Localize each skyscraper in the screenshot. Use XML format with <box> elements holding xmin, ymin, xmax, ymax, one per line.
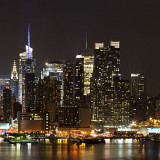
<box><xmin>36</xmin><ymin>78</ymin><xmax>44</xmax><ymax>112</ymax></box>
<box><xmin>91</xmin><ymin>43</ymin><xmax>108</xmax><ymax>122</ymax></box>
<box><xmin>110</xmin><ymin>76</ymin><xmax>130</xmax><ymax>127</ymax></box>
<box><xmin>3</xmin><ymin>86</ymin><xmax>12</xmax><ymax>122</ymax></box>
<box><xmin>25</xmin><ymin>73</ymin><xmax>36</xmax><ymax>112</ymax></box>
<box><xmin>130</xmin><ymin>73</ymin><xmax>147</xmax><ymax>121</ymax></box>
<box><xmin>75</xmin><ymin>54</ymin><xmax>85</xmax><ymax>106</ymax></box>
<box><xmin>41</xmin><ymin>60</ymin><xmax>63</xmax><ymax>106</ymax></box>
<box><xmin>131</xmin><ymin>74</ymin><xmax>146</xmax><ymax>99</ymax></box>
<box><xmin>63</xmin><ymin>60</ymin><xmax>74</xmax><ymax>106</ymax></box>
<box><xmin>18</xmin><ymin>25</ymin><xmax>35</xmax><ymax>110</ymax></box>
<box><xmin>81</xmin><ymin>49</ymin><xmax>94</xmax><ymax>96</ymax></box>
<box><xmin>74</xmin><ymin>48</ymin><xmax>94</xmax><ymax>106</ymax></box>
<box><xmin>42</xmin><ymin>76</ymin><xmax>61</xmax><ymax>127</ymax></box>
<box><xmin>91</xmin><ymin>41</ymin><xmax>128</xmax><ymax>127</ymax></box>
<box><xmin>0</xmin><ymin>75</ymin><xmax>10</xmax><ymax>95</ymax></box>
<box><xmin>10</xmin><ymin>60</ymin><xmax>18</xmax><ymax>100</ymax></box>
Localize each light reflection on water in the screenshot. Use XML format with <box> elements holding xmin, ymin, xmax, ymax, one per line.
<box><xmin>0</xmin><ymin>138</ymin><xmax>159</xmax><ymax>160</ymax></box>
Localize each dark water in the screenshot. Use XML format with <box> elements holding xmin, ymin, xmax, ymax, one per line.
<box><xmin>0</xmin><ymin>138</ymin><xmax>160</xmax><ymax>160</ymax></box>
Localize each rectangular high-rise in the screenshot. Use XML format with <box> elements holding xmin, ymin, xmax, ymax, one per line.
<box><xmin>91</xmin><ymin>41</ymin><xmax>129</xmax><ymax>127</ymax></box>
<box><xmin>74</xmin><ymin>49</ymin><xmax>94</xmax><ymax>106</ymax></box>
<box><xmin>25</xmin><ymin>73</ymin><xmax>36</xmax><ymax>112</ymax></box>
<box><xmin>63</xmin><ymin>60</ymin><xmax>74</xmax><ymax>106</ymax></box>
<box><xmin>41</xmin><ymin>60</ymin><xmax>63</xmax><ymax>106</ymax></box>
<box><xmin>130</xmin><ymin>73</ymin><xmax>147</xmax><ymax>121</ymax></box>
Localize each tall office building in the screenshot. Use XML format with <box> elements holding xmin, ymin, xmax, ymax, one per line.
<box><xmin>41</xmin><ymin>60</ymin><xmax>63</xmax><ymax>106</ymax></box>
<box><xmin>75</xmin><ymin>54</ymin><xmax>85</xmax><ymax>106</ymax></box>
<box><xmin>42</xmin><ymin>76</ymin><xmax>61</xmax><ymax>125</ymax></box>
<box><xmin>131</xmin><ymin>74</ymin><xmax>146</xmax><ymax>99</ymax></box>
<box><xmin>63</xmin><ymin>60</ymin><xmax>74</xmax><ymax>106</ymax></box>
<box><xmin>10</xmin><ymin>60</ymin><xmax>18</xmax><ymax>99</ymax></box>
<box><xmin>110</xmin><ymin>76</ymin><xmax>130</xmax><ymax>127</ymax></box>
<box><xmin>3</xmin><ymin>86</ymin><xmax>12</xmax><ymax>122</ymax></box>
<box><xmin>81</xmin><ymin>49</ymin><xmax>94</xmax><ymax>96</ymax></box>
<box><xmin>36</xmin><ymin>78</ymin><xmax>44</xmax><ymax>112</ymax></box>
<box><xmin>91</xmin><ymin>41</ymin><xmax>128</xmax><ymax>127</ymax></box>
<box><xmin>91</xmin><ymin>43</ymin><xmax>108</xmax><ymax>122</ymax></box>
<box><xmin>75</xmin><ymin>49</ymin><xmax>94</xmax><ymax>106</ymax></box>
<box><xmin>130</xmin><ymin>73</ymin><xmax>147</xmax><ymax>121</ymax></box>
<box><xmin>25</xmin><ymin>73</ymin><xmax>36</xmax><ymax>112</ymax></box>
<box><xmin>18</xmin><ymin>25</ymin><xmax>35</xmax><ymax>110</ymax></box>
<box><xmin>41</xmin><ymin>60</ymin><xmax>64</xmax><ymax>81</ymax></box>
<box><xmin>0</xmin><ymin>75</ymin><xmax>10</xmax><ymax>95</ymax></box>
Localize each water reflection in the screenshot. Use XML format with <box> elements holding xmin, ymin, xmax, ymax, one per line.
<box><xmin>27</xmin><ymin>143</ymin><xmax>31</xmax><ymax>156</ymax></box>
<box><xmin>0</xmin><ymin>138</ymin><xmax>159</xmax><ymax>159</ymax></box>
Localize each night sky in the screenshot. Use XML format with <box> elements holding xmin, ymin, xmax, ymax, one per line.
<box><xmin>0</xmin><ymin>0</ymin><xmax>159</xmax><ymax>96</ymax></box>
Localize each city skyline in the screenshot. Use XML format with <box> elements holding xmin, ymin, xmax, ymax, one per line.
<box><xmin>0</xmin><ymin>2</ymin><xmax>160</xmax><ymax>160</ymax></box>
<box><xmin>0</xmin><ymin>0</ymin><xmax>158</xmax><ymax>97</ymax></box>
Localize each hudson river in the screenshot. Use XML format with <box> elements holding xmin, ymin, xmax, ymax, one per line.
<box><xmin>0</xmin><ymin>138</ymin><xmax>160</xmax><ymax>160</ymax></box>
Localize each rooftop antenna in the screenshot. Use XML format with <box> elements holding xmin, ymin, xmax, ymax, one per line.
<box><xmin>85</xmin><ymin>25</ymin><xmax>88</xmax><ymax>50</ymax></box>
<box><xmin>27</xmin><ymin>24</ymin><xmax>30</xmax><ymax>58</ymax></box>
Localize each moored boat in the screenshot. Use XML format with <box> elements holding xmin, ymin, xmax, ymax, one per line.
<box><xmin>82</xmin><ymin>137</ymin><xmax>105</xmax><ymax>144</ymax></box>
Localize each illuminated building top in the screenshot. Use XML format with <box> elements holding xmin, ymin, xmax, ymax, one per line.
<box><xmin>41</xmin><ymin>60</ymin><xmax>63</xmax><ymax>80</ymax></box>
<box><xmin>27</xmin><ymin>24</ymin><xmax>31</xmax><ymax>58</ymax></box>
<box><xmin>110</xmin><ymin>41</ymin><xmax>120</xmax><ymax>48</ymax></box>
<box><xmin>76</xmin><ymin>55</ymin><xmax>83</xmax><ymax>59</ymax></box>
<box><xmin>131</xmin><ymin>73</ymin><xmax>140</xmax><ymax>77</ymax></box>
<box><xmin>11</xmin><ymin>60</ymin><xmax>18</xmax><ymax>80</ymax></box>
<box><xmin>95</xmin><ymin>42</ymin><xmax>104</xmax><ymax>49</ymax></box>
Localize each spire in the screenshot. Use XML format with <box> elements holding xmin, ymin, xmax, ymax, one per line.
<box><xmin>27</xmin><ymin>24</ymin><xmax>30</xmax><ymax>58</ymax></box>
<box><xmin>11</xmin><ymin>60</ymin><xmax>18</xmax><ymax>80</ymax></box>
<box><xmin>85</xmin><ymin>25</ymin><xmax>88</xmax><ymax>50</ymax></box>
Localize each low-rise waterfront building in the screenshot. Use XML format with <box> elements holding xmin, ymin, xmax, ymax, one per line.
<box><xmin>18</xmin><ymin>112</ymin><xmax>49</xmax><ymax>133</ymax></box>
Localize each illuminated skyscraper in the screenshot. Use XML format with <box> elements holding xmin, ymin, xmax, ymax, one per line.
<box><xmin>18</xmin><ymin>25</ymin><xmax>35</xmax><ymax>110</ymax></box>
<box><xmin>131</xmin><ymin>73</ymin><xmax>146</xmax><ymax>99</ymax></box>
<box><xmin>25</xmin><ymin>73</ymin><xmax>36</xmax><ymax>112</ymax></box>
<box><xmin>130</xmin><ymin>73</ymin><xmax>147</xmax><ymax>121</ymax></box>
<box><xmin>63</xmin><ymin>60</ymin><xmax>74</xmax><ymax>106</ymax></box>
<box><xmin>75</xmin><ymin>49</ymin><xmax>94</xmax><ymax>106</ymax></box>
<box><xmin>81</xmin><ymin>49</ymin><xmax>94</xmax><ymax>96</ymax></box>
<box><xmin>75</xmin><ymin>54</ymin><xmax>85</xmax><ymax>106</ymax></box>
<box><xmin>41</xmin><ymin>60</ymin><xmax>63</xmax><ymax>82</ymax></box>
<box><xmin>3</xmin><ymin>86</ymin><xmax>12</xmax><ymax>122</ymax></box>
<box><xmin>91</xmin><ymin>43</ymin><xmax>108</xmax><ymax>122</ymax></box>
<box><xmin>110</xmin><ymin>76</ymin><xmax>130</xmax><ymax>127</ymax></box>
<box><xmin>91</xmin><ymin>41</ymin><xmax>129</xmax><ymax>127</ymax></box>
<box><xmin>0</xmin><ymin>75</ymin><xmax>10</xmax><ymax>95</ymax></box>
<box><xmin>10</xmin><ymin>60</ymin><xmax>18</xmax><ymax>100</ymax></box>
<box><xmin>41</xmin><ymin>60</ymin><xmax>63</xmax><ymax>106</ymax></box>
